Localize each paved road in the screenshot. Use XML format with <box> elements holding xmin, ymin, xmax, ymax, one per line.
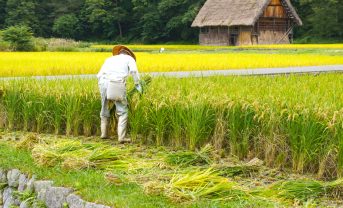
<box><xmin>1</xmin><ymin>65</ymin><xmax>342</xmax><ymax>80</ymax></box>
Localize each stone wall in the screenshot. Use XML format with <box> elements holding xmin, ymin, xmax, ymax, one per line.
<box><xmin>0</xmin><ymin>168</ymin><xmax>111</xmax><ymax>208</ymax></box>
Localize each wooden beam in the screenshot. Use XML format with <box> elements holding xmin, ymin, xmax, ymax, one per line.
<box><xmin>276</xmin><ymin>25</ymin><xmax>294</xmax><ymax>44</ymax></box>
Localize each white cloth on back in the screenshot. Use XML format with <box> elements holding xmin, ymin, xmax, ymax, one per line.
<box><xmin>97</xmin><ymin>54</ymin><xmax>140</xmax><ymax>83</ymax></box>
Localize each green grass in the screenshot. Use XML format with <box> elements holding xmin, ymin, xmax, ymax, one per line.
<box><xmin>0</xmin><ymin>141</ymin><xmax>174</xmax><ymax>208</ymax></box>
<box><xmin>0</xmin><ymin>140</ymin><xmax>279</xmax><ymax>208</ymax></box>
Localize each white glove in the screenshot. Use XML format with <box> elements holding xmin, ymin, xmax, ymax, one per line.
<box><xmin>135</xmin><ymin>84</ymin><xmax>143</xmax><ymax>94</ymax></box>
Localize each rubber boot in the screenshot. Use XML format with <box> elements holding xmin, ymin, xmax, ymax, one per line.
<box><xmin>117</xmin><ymin>112</ymin><xmax>131</xmax><ymax>143</ymax></box>
<box><xmin>100</xmin><ymin>117</ymin><xmax>109</xmax><ymax>139</ymax></box>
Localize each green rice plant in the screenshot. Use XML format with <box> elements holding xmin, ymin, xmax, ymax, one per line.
<box><xmin>211</xmin><ymin>108</ymin><xmax>228</xmax><ymax>150</ymax></box>
<box><xmin>80</xmin><ymin>93</ymin><xmax>100</xmax><ymax>136</ymax></box>
<box><xmin>62</xmin><ymin>94</ymin><xmax>81</xmax><ymax>136</ymax></box>
<box><xmin>281</xmin><ymin>109</ymin><xmax>330</xmax><ymax>173</ymax></box>
<box><xmin>168</xmin><ymin>104</ymin><xmax>185</xmax><ymax>148</ymax></box>
<box><xmin>226</xmin><ymin>102</ymin><xmax>257</xmax><ymax>159</ymax></box>
<box><xmin>35</xmin><ymin>101</ymin><xmax>49</xmax><ymax>133</ymax></box>
<box><xmin>128</xmin><ymin>99</ymin><xmax>148</xmax><ymax>143</ymax></box>
<box><xmin>165</xmin><ymin>168</ymin><xmax>247</xmax><ymax>201</ymax></box>
<box><xmin>51</xmin><ymin>95</ymin><xmax>64</xmax><ymax>135</ymax></box>
<box><xmin>1</xmin><ymin>74</ymin><xmax>342</xmax><ymax>177</ymax></box>
<box><xmin>147</xmin><ymin>102</ymin><xmax>171</xmax><ymax>146</ymax></box>
<box><xmin>183</xmin><ymin>104</ymin><xmax>216</xmax><ymax>150</ymax></box>
<box><xmin>338</xmin><ymin>139</ymin><xmax>343</xmax><ymax>178</ymax></box>
<box><xmin>19</xmin><ymin>92</ymin><xmax>37</xmax><ymax>131</ymax></box>
<box><xmin>2</xmin><ymin>82</ymin><xmax>23</xmax><ymax>130</ymax></box>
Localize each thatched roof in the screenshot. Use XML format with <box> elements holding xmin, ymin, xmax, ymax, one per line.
<box><xmin>192</xmin><ymin>0</ymin><xmax>302</xmax><ymax>27</ymax></box>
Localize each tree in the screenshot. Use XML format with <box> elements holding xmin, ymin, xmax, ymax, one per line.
<box><xmin>5</xmin><ymin>0</ymin><xmax>39</xmax><ymax>34</ymax></box>
<box><xmin>157</xmin><ymin>0</ymin><xmax>206</xmax><ymax>41</ymax></box>
<box><xmin>53</xmin><ymin>14</ymin><xmax>80</xmax><ymax>39</ymax></box>
<box><xmin>0</xmin><ymin>0</ymin><xmax>7</xmax><ymax>29</ymax></box>
<box><xmin>131</xmin><ymin>0</ymin><xmax>164</xmax><ymax>42</ymax></box>
<box><xmin>2</xmin><ymin>25</ymin><xmax>34</xmax><ymax>51</ymax></box>
<box><xmin>81</xmin><ymin>0</ymin><xmax>131</xmax><ymax>40</ymax></box>
<box><xmin>307</xmin><ymin>0</ymin><xmax>343</xmax><ymax>38</ymax></box>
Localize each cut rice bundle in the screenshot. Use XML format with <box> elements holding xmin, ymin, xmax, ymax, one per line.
<box><xmin>166</xmin><ymin>144</ymin><xmax>213</xmax><ymax>167</ymax></box>
<box><xmin>31</xmin><ymin>140</ymin><xmax>126</xmax><ymax>170</ymax></box>
<box><xmin>254</xmin><ymin>178</ymin><xmax>343</xmax><ymax>203</ymax></box>
<box><xmin>15</xmin><ymin>133</ymin><xmax>43</xmax><ymax>150</ymax></box>
<box><xmin>165</xmin><ymin>168</ymin><xmax>247</xmax><ymax>201</ymax></box>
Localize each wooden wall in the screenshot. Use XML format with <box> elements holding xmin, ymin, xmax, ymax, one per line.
<box><xmin>199</xmin><ymin>23</ymin><xmax>290</xmax><ymax>46</ymax></box>
<box><xmin>258</xmin><ymin>30</ymin><xmax>290</xmax><ymax>44</ymax></box>
<box><xmin>255</xmin><ymin>0</ymin><xmax>291</xmax><ymax>44</ymax></box>
<box><xmin>237</xmin><ymin>26</ymin><xmax>253</xmax><ymax>46</ymax></box>
<box><xmin>199</xmin><ymin>27</ymin><xmax>230</xmax><ymax>46</ymax></box>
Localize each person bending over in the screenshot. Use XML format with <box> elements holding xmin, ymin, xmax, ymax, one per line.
<box><xmin>97</xmin><ymin>45</ymin><xmax>142</xmax><ymax>143</ymax></box>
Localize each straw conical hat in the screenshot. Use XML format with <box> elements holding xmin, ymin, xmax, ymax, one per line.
<box><xmin>112</xmin><ymin>45</ymin><xmax>136</xmax><ymax>61</ymax></box>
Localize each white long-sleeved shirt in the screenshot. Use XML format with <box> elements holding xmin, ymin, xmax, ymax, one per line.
<box><xmin>97</xmin><ymin>54</ymin><xmax>140</xmax><ymax>84</ymax></box>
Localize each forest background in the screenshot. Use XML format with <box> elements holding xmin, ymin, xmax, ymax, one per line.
<box><xmin>0</xmin><ymin>0</ymin><xmax>342</xmax><ymax>43</ymax></box>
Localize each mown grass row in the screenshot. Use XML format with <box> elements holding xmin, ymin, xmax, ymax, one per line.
<box><xmin>0</xmin><ymin>74</ymin><xmax>342</xmax><ymax>178</ymax></box>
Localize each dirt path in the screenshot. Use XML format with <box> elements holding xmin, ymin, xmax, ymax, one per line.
<box><xmin>1</xmin><ymin>65</ymin><xmax>343</xmax><ymax>80</ymax></box>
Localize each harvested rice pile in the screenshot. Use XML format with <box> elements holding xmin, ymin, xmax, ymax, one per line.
<box><xmin>29</xmin><ymin>138</ymin><xmax>127</xmax><ymax>170</ymax></box>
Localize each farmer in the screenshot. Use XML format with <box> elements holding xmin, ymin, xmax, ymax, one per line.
<box><xmin>97</xmin><ymin>45</ymin><xmax>142</xmax><ymax>143</ymax></box>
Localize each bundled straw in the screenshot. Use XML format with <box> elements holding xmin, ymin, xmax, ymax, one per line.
<box><xmin>255</xmin><ymin>178</ymin><xmax>343</xmax><ymax>203</ymax></box>
<box><xmin>166</xmin><ymin>144</ymin><xmax>213</xmax><ymax>167</ymax></box>
<box><xmin>15</xmin><ymin>133</ymin><xmax>42</xmax><ymax>150</ymax></box>
<box><xmin>32</xmin><ymin>139</ymin><xmax>127</xmax><ymax>170</ymax></box>
<box><xmin>165</xmin><ymin>168</ymin><xmax>247</xmax><ymax>201</ymax></box>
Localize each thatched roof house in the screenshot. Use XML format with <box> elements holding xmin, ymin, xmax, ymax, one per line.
<box><xmin>192</xmin><ymin>0</ymin><xmax>302</xmax><ymax>46</ymax></box>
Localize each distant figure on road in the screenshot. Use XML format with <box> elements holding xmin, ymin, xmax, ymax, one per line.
<box><xmin>97</xmin><ymin>45</ymin><xmax>142</xmax><ymax>143</ymax></box>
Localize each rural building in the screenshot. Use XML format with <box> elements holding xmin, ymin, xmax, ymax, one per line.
<box><xmin>191</xmin><ymin>0</ymin><xmax>302</xmax><ymax>46</ymax></box>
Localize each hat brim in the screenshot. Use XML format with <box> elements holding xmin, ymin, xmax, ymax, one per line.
<box><xmin>112</xmin><ymin>45</ymin><xmax>136</xmax><ymax>61</ymax></box>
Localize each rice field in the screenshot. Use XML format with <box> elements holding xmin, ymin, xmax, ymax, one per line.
<box><xmin>1</xmin><ymin>44</ymin><xmax>343</xmax><ymax>207</ymax></box>
<box><xmin>0</xmin><ymin>74</ymin><xmax>342</xmax><ymax>178</ymax></box>
<box><xmin>0</xmin><ymin>51</ymin><xmax>342</xmax><ymax>77</ymax></box>
<box><xmin>1</xmin><ymin>132</ymin><xmax>343</xmax><ymax>207</ymax></box>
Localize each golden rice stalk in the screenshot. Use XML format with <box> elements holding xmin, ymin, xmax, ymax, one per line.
<box><xmin>15</xmin><ymin>133</ymin><xmax>41</xmax><ymax>150</ymax></box>
<box><xmin>32</xmin><ymin>145</ymin><xmax>62</xmax><ymax>167</ymax></box>
<box><xmin>165</xmin><ymin>168</ymin><xmax>247</xmax><ymax>201</ymax></box>
<box><xmin>143</xmin><ymin>181</ymin><xmax>165</xmax><ymax>196</ymax></box>
<box><xmin>62</xmin><ymin>156</ymin><xmax>91</xmax><ymax>170</ymax></box>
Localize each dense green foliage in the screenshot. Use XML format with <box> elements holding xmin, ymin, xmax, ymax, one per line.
<box><xmin>0</xmin><ymin>0</ymin><xmax>341</xmax><ymax>43</ymax></box>
<box><xmin>1</xmin><ymin>25</ymin><xmax>34</xmax><ymax>51</ymax></box>
<box><xmin>52</xmin><ymin>14</ymin><xmax>80</xmax><ymax>39</ymax></box>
